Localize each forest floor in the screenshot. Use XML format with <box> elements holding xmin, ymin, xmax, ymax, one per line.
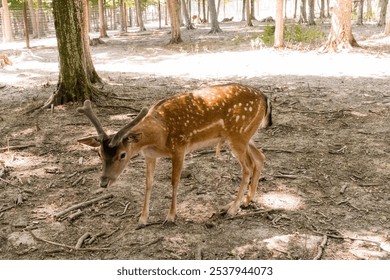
<box><xmin>0</xmin><ymin>20</ymin><xmax>390</xmax><ymax>260</ymax></box>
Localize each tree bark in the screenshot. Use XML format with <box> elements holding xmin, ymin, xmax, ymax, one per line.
<box><xmin>246</xmin><ymin>0</ymin><xmax>253</xmax><ymax>26</ymax></box>
<box><xmin>135</xmin><ymin>0</ymin><xmax>146</xmax><ymax>31</ymax></box>
<box><xmin>1</xmin><ymin>0</ymin><xmax>13</xmax><ymax>42</ymax></box>
<box><xmin>98</xmin><ymin>0</ymin><xmax>108</xmax><ymax>37</ymax></box>
<box><xmin>167</xmin><ymin>0</ymin><xmax>182</xmax><ymax>43</ymax></box>
<box><xmin>299</xmin><ymin>0</ymin><xmax>307</xmax><ymax>23</ymax></box>
<box><xmin>47</xmin><ymin>0</ymin><xmax>101</xmax><ymax>107</ymax></box>
<box><xmin>319</xmin><ymin>0</ymin><xmax>358</xmax><ymax>53</ymax></box>
<box><xmin>181</xmin><ymin>0</ymin><xmax>195</xmax><ymax>29</ymax></box>
<box><xmin>308</xmin><ymin>0</ymin><xmax>316</xmax><ymax>25</ymax></box>
<box><xmin>385</xmin><ymin>0</ymin><xmax>390</xmax><ymax>34</ymax></box>
<box><xmin>357</xmin><ymin>0</ymin><xmax>364</xmax><ymax>25</ymax></box>
<box><xmin>209</xmin><ymin>0</ymin><xmax>222</xmax><ymax>33</ymax></box>
<box><xmin>274</xmin><ymin>0</ymin><xmax>284</xmax><ymax>48</ymax></box>
<box><xmin>28</xmin><ymin>0</ymin><xmax>38</xmax><ymax>38</ymax></box>
<box><xmin>377</xmin><ymin>0</ymin><xmax>388</xmax><ymax>26</ymax></box>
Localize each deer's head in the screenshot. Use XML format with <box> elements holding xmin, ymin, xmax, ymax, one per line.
<box><xmin>77</xmin><ymin>100</ymin><xmax>148</xmax><ymax>188</ymax></box>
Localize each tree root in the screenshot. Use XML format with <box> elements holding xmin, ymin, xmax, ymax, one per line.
<box><xmin>29</xmin><ymin>229</ymin><xmax>112</xmax><ymax>251</ymax></box>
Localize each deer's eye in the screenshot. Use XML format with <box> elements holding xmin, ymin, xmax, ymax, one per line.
<box><xmin>119</xmin><ymin>152</ymin><xmax>127</xmax><ymax>160</ymax></box>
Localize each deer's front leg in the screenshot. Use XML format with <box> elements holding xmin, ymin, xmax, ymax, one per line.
<box><xmin>138</xmin><ymin>157</ymin><xmax>156</xmax><ymax>227</ymax></box>
<box><xmin>165</xmin><ymin>150</ymin><xmax>185</xmax><ymax>224</ymax></box>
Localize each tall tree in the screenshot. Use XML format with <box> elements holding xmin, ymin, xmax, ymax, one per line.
<box><xmin>1</xmin><ymin>0</ymin><xmax>13</xmax><ymax>42</ymax></box>
<box><xmin>308</xmin><ymin>0</ymin><xmax>315</xmax><ymax>25</ymax></box>
<box><xmin>167</xmin><ymin>0</ymin><xmax>182</xmax><ymax>43</ymax></box>
<box><xmin>319</xmin><ymin>0</ymin><xmax>358</xmax><ymax>52</ymax></box>
<box><xmin>181</xmin><ymin>0</ymin><xmax>194</xmax><ymax>29</ymax></box>
<box><xmin>135</xmin><ymin>0</ymin><xmax>146</xmax><ymax>31</ymax></box>
<box><xmin>45</xmin><ymin>0</ymin><xmax>102</xmax><ymax>107</ymax></box>
<box><xmin>274</xmin><ymin>0</ymin><xmax>284</xmax><ymax>48</ymax></box>
<box><xmin>357</xmin><ymin>0</ymin><xmax>364</xmax><ymax>25</ymax></box>
<box><xmin>377</xmin><ymin>0</ymin><xmax>388</xmax><ymax>26</ymax></box>
<box><xmin>209</xmin><ymin>0</ymin><xmax>222</xmax><ymax>33</ymax></box>
<box><xmin>28</xmin><ymin>0</ymin><xmax>38</xmax><ymax>38</ymax></box>
<box><xmin>246</xmin><ymin>0</ymin><xmax>253</xmax><ymax>26</ymax></box>
<box><xmin>98</xmin><ymin>0</ymin><xmax>108</xmax><ymax>37</ymax></box>
<box><xmin>385</xmin><ymin>0</ymin><xmax>390</xmax><ymax>35</ymax></box>
<box><xmin>299</xmin><ymin>0</ymin><xmax>307</xmax><ymax>23</ymax></box>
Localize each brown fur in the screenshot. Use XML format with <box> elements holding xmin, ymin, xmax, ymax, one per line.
<box><xmin>78</xmin><ymin>83</ymin><xmax>272</xmax><ymax>227</ymax></box>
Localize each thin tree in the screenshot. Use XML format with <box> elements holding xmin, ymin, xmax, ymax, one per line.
<box><xmin>1</xmin><ymin>0</ymin><xmax>13</xmax><ymax>42</ymax></box>
<box><xmin>167</xmin><ymin>0</ymin><xmax>182</xmax><ymax>43</ymax></box>
<box><xmin>319</xmin><ymin>0</ymin><xmax>358</xmax><ymax>53</ymax></box>
<box><xmin>181</xmin><ymin>0</ymin><xmax>195</xmax><ymax>29</ymax></box>
<box><xmin>308</xmin><ymin>0</ymin><xmax>315</xmax><ymax>25</ymax></box>
<box><xmin>209</xmin><ymin>0</ymin><xmax>222</xmax><ymax>33</ymax></box>
<box><xmin>135</xmin><ymin>0</ymin><xmax>146</xmax><ymax>31</ymax></box>
<box><xmin>274</xmin><ymin>0</ymin><xmax>284</xmax><ymax>48</ymax></box>
<box><xmin>299</xmin><ymin>0</ymin><xmax>307</xmax><ymax>23</ymax></box>
<box><xmin>44</xmin><ymin>0</ymin><xmax>102</xmax><ymax>107</ymax></box>
<box><xmin>377</xmin><ymin>0</ymin><xmax>388</xmax><ymax>26</ymax></box>
<box><xmin>357</xmin><ymin>0</ymin><xmax>364</xmax><ymax>25</ymax></box>
<box><xmin>27</xmin><ymin>0</ymin><xmax>38</xmax><ymax>38</ymax></box>
<box><xmin>385</xmin><ymin>0</ymin><xmax>390</xmax><ymax>35</ymax></box>
<box><xmin>246</xmin><ymin>0</ymin><xmax>253</xmax><ymax>26</ymax></box>
<box><xmin>98</xmin><ymin>0</ymin><xmax>108</xmax><ymax>37</ymax></box>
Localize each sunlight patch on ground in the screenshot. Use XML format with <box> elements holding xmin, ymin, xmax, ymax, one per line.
<box><xmin>257</xmin><ymin>191</ymin><xmax>302</xmax><ymax>210</ymax></box>
<box><xmin>95</xmin><ymin>49</ymin><xmax>390</xmax><ymax>79</ymax></box>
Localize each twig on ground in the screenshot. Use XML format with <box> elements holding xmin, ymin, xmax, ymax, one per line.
<box><xmin>75</xmin><ymin>232</ymin><xmax>92</xmax><ymax>249</ymax></box>
<box><xmin>0</xmin><ymin>204</ymin><xmax>16</xmax><ymax>213</ymax></box>
<box><xmin>29</xmin><ymin>230</ymin><xmax>112</xmax><ymax>251</ymax></box>
<box><xmin>53</xmin><ymin>193</ymin><xmax>114</xmax><ymax>219</ymax></box>
<box><xmin>71</xmin><ymin>176</ymin><xmax>84</xmax><ymax>187</ymax></box>
<box><xmin>0</xmin><ymin>177</ymin><xmax>19</xmax><ymax>187</ymax></box>
<box><xmin>224</xmin><ymin>209</ymin><xmax>276</xmax><ymax>220</ymax></box>
<box><xmin>313</xmin><ymin>235</ymin><xmax>328</xmax><ymax>260</ymax></box>
<box><xmin>0</xmin><ymin>144</ymin><xmax>36</xmax><ymax>152</ymax></box>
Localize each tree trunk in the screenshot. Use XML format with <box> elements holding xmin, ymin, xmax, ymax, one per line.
<box><xmin>37</xmin><ymin>0</ymin><xmax>46</xmax><ymax>37</ymax></box>
<box><xmin>294</xmin><ymin>0</ymin><xmax>298</xmax><ymax>18</ymax></box>
<box><xmin>377</xmin><ymin>0</ymin><xmax>388</xmax><ymax>26</ymax></box>
<box><xmin>135</xmin><ymin>0</ymin><xmax>146</xmax><ymax>31</ymax></box>
<box><xmin>167</xmin><ymin>0</ymin><xmax>182</xmax><ymax>43</ymax></box>
<box><xmin>246</xmin><ymin>0</ymin><xmax>253</xmax><ymax>26</ymax></box>
<box><xmin>299</xmin><ymin>0</ymin><xmax>307</xmax><ymax>23</ymax></box>
<box><xmin>209</xmin><ymin>0</ymin><xmax>222</xmax><ymax>33</ymax></box>
<box><xmin>385</xmin><ymin>0</ymin><xmax>390</xmax><ymax>34</ymax></box>
<box><xmin>28</xmin><ymin>0</ymin><xmax>38</xmax><ymax>38</ymax></box>
<box><xmin>181</xmin><ymin>0</ymin><xmax>194</xmax><ymax>29</ymax></box>
<box><xmin>357</xmin><ymin>0</ymin><xmax>364</xmax><ymax>25</ymax></box>
<box><xmin>241</xmin><ymin>0</ymin><xmax>246</xmax><ymax>21</ymax></box>
<box><xmin>47</xmin><ymin>0</ymin><xmax>101</xmax><ymax>107</ymax></box>
<box><xmin>22</xmin><ymin>0</ymin><xmax>30</xmax><ymax>48</ymax></box>
<box><xmin>1</xmin><ymin>0</ymin><xmax>13</xmax><ymax>42</ymax></box>
<box><xmin>320</xmin><ymin>0</ymin><xmax>325</xmax><ymax>18</ymax></box>
<box><xmin>98</xmin><ymin>0</ymin><xmax>108</xmax><ymax>37</ymax></box>
<box><xmin>274</xmin><ymin>0</ymin><xmax>284</xmax><ymax>48</ymax></box>
<box><xmin>308</xmin><ymin>0</ymin><xmax>316</xmax><ymax>25</ymax></box>
<box><xmin>319</xmin><ymin>0</ymin><xmax>358</xmax><ymax>53</ymax></box>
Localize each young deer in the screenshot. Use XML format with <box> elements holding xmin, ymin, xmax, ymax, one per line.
<box><xmin>77</xmin><ymin>83</ymin><xmax>272</xmax><ymax>227</ymax></box>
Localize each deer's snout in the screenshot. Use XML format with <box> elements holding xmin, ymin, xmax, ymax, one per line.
<box><xmin>100</xmin><ymin>176</ymin><xmax>110</xmax><ymax>188</ymax></box>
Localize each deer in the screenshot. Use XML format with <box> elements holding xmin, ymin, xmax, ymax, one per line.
<box><xmin>77</xmin><ymin>83</ymin><xmax>272</xmax><ymax>228</ymax></box>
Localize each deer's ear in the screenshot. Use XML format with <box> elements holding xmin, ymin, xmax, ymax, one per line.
<box><xmin>126</xmin><ymin>132</ymin><xmax>142</xmax><ymax>143</ymax></box>
<box><xmin>78</xmin><ymin>136</ymin><xmax>101</xmax><ymax>147</ymax></box>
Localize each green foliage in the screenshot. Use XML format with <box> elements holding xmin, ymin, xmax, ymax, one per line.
<box><xmin>284</xmin><ymin>24</ymin><xmax>325</xmax><ymax>44</ymax></box>
<box><xmin>259</xmin><ymin>24</ymin><xmax>325</xmax><ymax>46</ymax></box>
<box><xmin>259</xmin><ymin>25</ymin><xmax>275</xmax><ymax>45</ymax></box>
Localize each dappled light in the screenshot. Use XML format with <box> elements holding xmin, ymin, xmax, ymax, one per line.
<box><xmin>257</xmin><ymin>191</ymin><xmax>302</xmax><ymax>211</ymax></box>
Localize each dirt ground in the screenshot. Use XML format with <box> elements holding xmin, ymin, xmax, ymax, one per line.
<box><xmin>1</xmin><ymin>21</ymin><xmax>390</xmax><ymax>260</ymax></box>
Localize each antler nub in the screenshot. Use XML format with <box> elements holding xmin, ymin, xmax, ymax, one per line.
<box><xmin>77</xmin><ymin>100</ymin><xmax>108</xmax><ymax>140</ymax></box>
<box><xmin>109</xmin><ymin>107</ymin><xmax>149</xmax><ymax>148</ymax></box>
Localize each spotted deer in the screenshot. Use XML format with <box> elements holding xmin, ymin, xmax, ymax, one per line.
<box><xmin>77</xmin><ymin>83</ymin><xmax>272</xmax><ymax>227</ymax></box>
